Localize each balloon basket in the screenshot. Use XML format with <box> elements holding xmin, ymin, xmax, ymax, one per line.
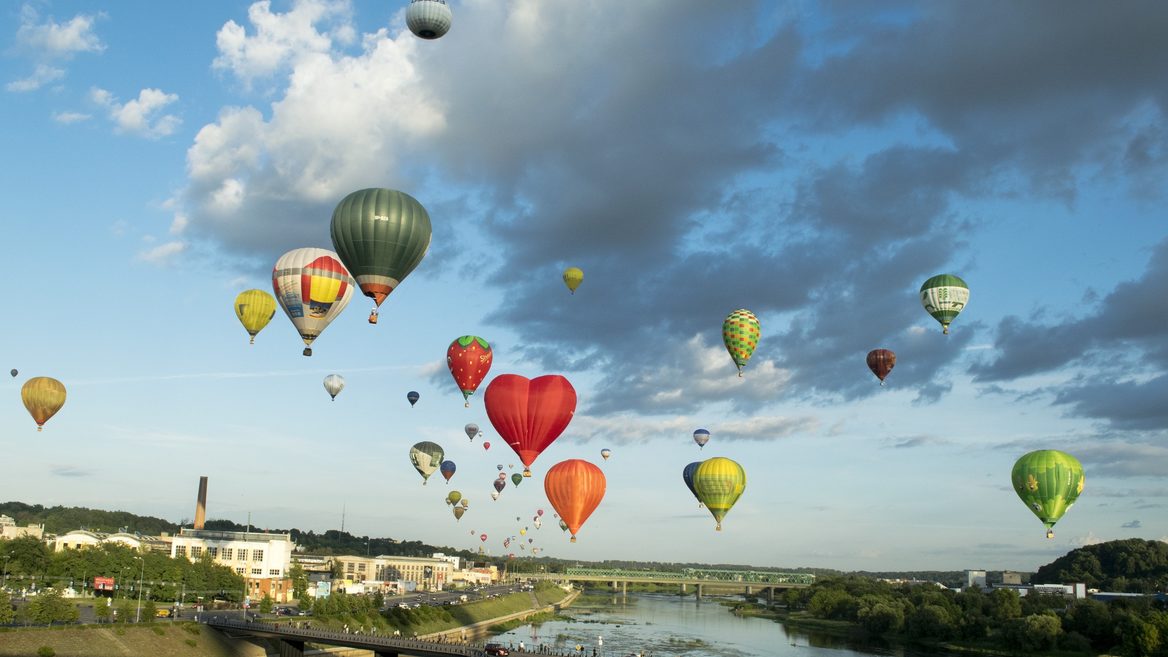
<box><xmin>464</xmin><ymin>401</ymin><xmax>470</xmax><ymax>408</ymax></box>
<box><xmin>1046</xmin><ymin>530</ymin><xmax>1054</xmax><ymax>539</ymax></box>
<box><xmin>523</xmin><ymin>469</ymin><xmax>532</xmax><ymax>478</ymax></box>
<box><xmin>249</xmin><ymin>336</ymin><xmax>255</xmax><ymax>345</ymax></box>
<box><xmin>570</xmin><ymin>536</ymin><xmax>577</xmax><ymax>543</ymax></box>
<box><xmin>37</xmin><ymin>426</ymin><xmax>43</xmax><ymax>432</ymax></box>
<box><xmin>716</xmin><ymin>524</ymin><xmax>722</xmax><ymax>531</ymax></box>
<box><xmin>303</xmin><ymin>347</ymin><xmax>312</xmax><ymax>357</ymax></box>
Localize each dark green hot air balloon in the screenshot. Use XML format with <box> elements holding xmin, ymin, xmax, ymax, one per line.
<box><xmin>330</xmin><ymin>188</ymin><xmax>433</xmax><ymax>324</ymax></box>
<box><xmin>1011</xmin><ymin>450</ymin><xmax>1084</xmax><ymax>539</ymax></box>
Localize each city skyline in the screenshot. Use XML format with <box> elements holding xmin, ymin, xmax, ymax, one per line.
<box><xmin>2</xmin><ymin>1</ymin><xmax>1166</xmax><ymax>573</ymax></box>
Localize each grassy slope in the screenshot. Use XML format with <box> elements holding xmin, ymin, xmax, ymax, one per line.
<box><xmin>0</xmin><ymin>623</ymin><xmax>263</xmax><ymax>657</ymax></box>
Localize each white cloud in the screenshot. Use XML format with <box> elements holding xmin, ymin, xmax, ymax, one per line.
<box><xmin>51</xmin><ymin>110</ymin><xmax>91</xmax><ymax>124</ymax></box>
<box><xmin>14</xmin><ymin>6</ymin><xmax>105</xmax><ymax>58</ymax></box>
<box><xmin>213</xmin><ymin>0</ymin><xmax>355</xmax><ymax>87</ymax></box>
<box><xmin>169</xmin><ymin>214</ymin><xmax>190</xmax><ymax>235</ymax></box>
<box><xmin>91</xmin><ymin>87</ymin><xmax>181</xmax><ymax>139</ymax></box>
<box><xmin>570</xmin><ymin>412</ymin><xmax>817</xmax><ymax>447</ymax></box>
<box><xmin>6</xmin><ymin>64</ymin><xmax>65</xmax><ymax>92</ymax></box>
<box><xmin>137</xmin><ymin>241</ymin><xmax>187</xmax><ymax>265</ymax></box>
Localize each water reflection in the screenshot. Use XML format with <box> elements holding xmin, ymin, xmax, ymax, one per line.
<box><xmin>489</xmin><ymin>592</ymin><xmax>913</xmax><ymax>657</ymax></box>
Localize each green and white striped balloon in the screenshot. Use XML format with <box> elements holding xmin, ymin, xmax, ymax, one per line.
<box><xmin>919</xmin><ymin>274</ymin><xmax>969</xmax><ymax>334</ymax></box>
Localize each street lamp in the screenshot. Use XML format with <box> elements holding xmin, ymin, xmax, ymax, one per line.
<box><xmin>134</xmin><ymin>556</ymin><xmax>145</xmax><ymax>623</ymax></box>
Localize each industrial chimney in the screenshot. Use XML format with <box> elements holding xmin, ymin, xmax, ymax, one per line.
<box><xmin>194</xmin><ymin>476</ymin><xmax>208</xmax><ymax>530</ymax></box>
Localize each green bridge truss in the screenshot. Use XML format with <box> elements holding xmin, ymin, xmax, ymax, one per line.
<box><xmin>558</xmin><ymin>567</ymin><xmax>815</xmax><ymax>585</ymax></box>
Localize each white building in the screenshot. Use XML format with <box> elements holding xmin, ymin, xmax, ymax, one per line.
<box><xmin>0</xmin><ymin>515</ymin><xmax>44</xmax><ymax>541</ymax></box>
<box><xmin>54</xmin><ymin>529</ymin><xmax>104</xmax><ymax>551</ymax></box>
<box><xmin>170</xmin><ymin>528</ymin><xmax>297</xmax><ymax>602</ymax></box>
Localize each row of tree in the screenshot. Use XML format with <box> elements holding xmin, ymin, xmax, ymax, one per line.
<box><xmin>786</xmin><ymin>574</ymin><xmax>1168</xmax><ymax>656</ymax></box>
<box><xmin>0</xmin><ymin>536</ymin><xmax>245</xmax><ymax>604</ymax></box>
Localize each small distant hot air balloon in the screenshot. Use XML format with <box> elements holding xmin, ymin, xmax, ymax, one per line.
<box><xmin>22</xmin><ymin>376</ymin><xmax>66</xmax><ymax>431</ymax></box>
<box><xmin>920</xmin><ymin>274</ymin><xmax>970</xmax><ymax>334</ymax></box>
<box><xmin>545</xmin><ymin>459</ymin><xmax>606</xmax><ymax>543</ymax></box>
<box><xmin>406</xmin><ymin>0</ymin><xmax>452</xmax><ymax>40</ymax></box>
<box><xmin>536</xmin><ymin>509</ymin><xmax>544</xmax><ymax>517</ymax></box>
<box><xmin>722</xmin><ymin>309</ymin><xmax>760</xmax><ymax>377</ymax></box>
<box><xmin>480</xmin><ymin>533</ymin><xmax>488</xmax><ymax>543</ymax></box>
<box><xmin>9</xmin><ymin>369</ymin><xmax>17</xmax><ymax>378</ymax></box>
<box><xmin>498</xmin><ymin>473</ymin><xmax>507</xmax><ymax>481</ymax></box>
<box><xmin>1012</xmin><ymin>450</ymin><xmax>1084</xmax><ymax>539</ymax></box>
<box><xmin>493</xmin><ymin>479</ymin><xmax>506</xmax><ymax>494</ymax></box>
<box><xmin>465</xmin><ymin>423</ymin><xmax>481</xmax><ymax>440</ymax></box>
<box><xmin>234</xmin><ymin>289</ymin><xmax>277</xmax><ymax>344</ymax></box>
<box><xmin>683</xmin><ymin>461</ymin><xmax>703</xmax><ymax>508</ymax></box>
<box><xmin>446</xmin><ymin>490</ymin><xmax>462</xmax><ymax>506</ymax></box>
<box><xmin>559</xmin><ymin>520</ymin><xmax>569</xmax><ymax>532</ymax></box>
<box><xmin>497</xmin><ymin>464</ymin><xmax>504</xmax><ymax>472</ymax></box>
<box><xmin>329</xmin><ymin>188</ymin><xmax>433</xmax><ymax>324</ymax></box>
<box><xmin>511</xmin><ymin>473</ymin><xmax>523</xmax><ymax>487</ymax></box>
<box><xmin>323</xmin><ymin>374</ymin><xmax>345</xmax><ymax>401</ymax></box>
<box><xmin>693</xmin><ymin>457</ymin><xmax>746</xmax><ymax>531</ymax></box>
<box><xmin>407</xmin><ymin>391</ymin><xmax>420</xmax><ymax>406</ymax></box>
<box><xmin>272</xmin><ymin>248</ymin><xmax>354</xmax><ymax>356</ymax></box>
<box><xmin>483</xmin><ymin>441</ymin><xmax>491</xmax><ymax>451</ymax></box>
<box><xmin>600</xmin><ymin>449</ymin><xmax>612</xmax><ymax>461</ymax></box>
<box><xmin>484</xmin><ymin>374</ymin><xmax>577</xmax><ymax>477</ymax></box>
<box><xmin>460</xmin><ymin>498</ymin><xmax>468</xmax><ymax>509</ymax></box>
<box><xmin>693</xmin><ymin>429</ymin><xmax>710</xmax><ymax>449</ymax></box>
<box><xmin>519</xmin><ymin>528</ymin><xmax>526</xmax><ymax>536</ymax></box>
<box><xmin>562</xmin><ymin>267</ymin><xmax>583</xmax><ymax>294</ymax></box>
<box><xmin>448</xmin><ymin>336</ymin><xmax>493</xmax><ymax>407</ymax></box>
<box><xmin>441</xmin><ymin>460</ymin><xmax>457</xmax><ymax>483</ymax></box>
<box><xmin>409</xmin><ymin>441</ymin><xmax>444</xmax><ymax>485</ymax></box>
<box><xmin>453</xmin><ymin>506</ymin><xmax>466</xmax><ymax>521</ymax></box>
<box><xmin>491</xmin><ymin>491</ymin><xmax>500</xmax><ymax>500</ymax></box>
<box><xmin>533</xmin><ymin>517</ymin><xmax>542</xmax><ymax>529</ymax></box>
<box><xmin>866</xmin><ymin>349</ymin><xmax>896</xmax><ymax>386</ymax></box>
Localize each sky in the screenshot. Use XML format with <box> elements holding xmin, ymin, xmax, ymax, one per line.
<box><xmin>2</xmin><ymin>0</ymin><xmax>1167</xmax><ymax>574</ymax></box>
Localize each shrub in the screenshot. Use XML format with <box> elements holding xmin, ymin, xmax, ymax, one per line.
<box><xmin>152</xmin><ymin>625</ymin><xmax>165</xmax><ymax>636</ymax></box>
<box><xmin>185</xmin><ymin>639</ymin><xmax>197</xmax><ymax>648</ymax></box>
<box><xmin>37</xmin><ymin>647</ymin><xmax>55</xmax><ymax>657</ymax></box>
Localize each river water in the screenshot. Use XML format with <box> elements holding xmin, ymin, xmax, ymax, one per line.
<box><xmin>489</xmin><ymin>593</ymin><xmax>911</xmax><ymax>657</ymax></box>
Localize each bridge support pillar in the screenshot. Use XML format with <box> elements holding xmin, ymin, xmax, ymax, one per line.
<box><xmin>696</xmin><ymin>584</ymin><xmax>703</xmax><ymax>600</ymax></box>
<box><xmin>611</xmin><ymin>580</ymin><xmax>619</xmax><ymax>591</ymax></box>
<box><xmin>681</xmin><ymin>583</ymin><xmax>687</xmax><ymax>593</ymax></box>
<box><xmin>277</xmin><ymin>639</ymin><xmax>306</xmax><ymax>657</ymax></box>
<box><xmin>621</xmin><ymin>581</ymin><xmax>627</xmax><ymax>595</ymax></box>
<box><xmin>767</xmin><ymin>587</ymin><xmax>775</xmax><ymax>604</ymax></box>
<box><xmin>745</xmin><ymin>585</ymin><xmax>753</xmax><ymax>595</ymax></box>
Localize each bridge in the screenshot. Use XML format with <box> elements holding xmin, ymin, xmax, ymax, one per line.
<box><xmin>207</xmin><ymin>617</ymin><xmax>483</xmax><ymax>657</ymax></box>
<box><xmin>511</xmin><ymin>567</ymin><xmax>814</xmax><ymax>600</ymax></box>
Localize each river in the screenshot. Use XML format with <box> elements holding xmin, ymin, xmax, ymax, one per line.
<box><xmin>489</xmin><ymin>592</ymin><xmax>915</xmax><ymax>657</ymax></box>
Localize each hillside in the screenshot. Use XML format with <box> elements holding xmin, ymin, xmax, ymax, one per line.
<box><xmin>1033</xmin><ymin>538</ymin><xmax>1168</xmax><ymax>592</ymax></box>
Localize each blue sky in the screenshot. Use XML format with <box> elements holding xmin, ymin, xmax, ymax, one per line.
<box><xmin>2</xmin><ymin>0</ymin><xmax>1167</xmax><ymax>573</ymax></box>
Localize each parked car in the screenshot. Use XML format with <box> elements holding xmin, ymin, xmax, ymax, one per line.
<box><xmin>484</xmin><ymin>644</ymin><xmax>510</xmax><ymax>656</ymax></box>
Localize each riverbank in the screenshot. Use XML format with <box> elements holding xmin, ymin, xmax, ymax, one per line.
<box><xmin>0</xmin><ymin>621</ymin><xmax>257</xmax><ymax>657</ymax></box>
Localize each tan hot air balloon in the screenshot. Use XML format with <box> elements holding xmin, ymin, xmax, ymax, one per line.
<box><xmin>22</xmin><ymin>376</ymin><xmax>66</xmax><ymax>431</ymax></box>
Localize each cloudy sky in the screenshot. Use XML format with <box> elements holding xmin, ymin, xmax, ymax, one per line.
<box><xmin>2</xmin><ymin>0</ymin><xmax>1166</xmax><ymax>572</ymax></box>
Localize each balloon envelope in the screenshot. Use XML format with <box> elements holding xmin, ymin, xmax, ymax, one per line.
<box><xmin>544</xmin><ymin>459</ymin><xmax>606</xmax><ymax>543</ymax></box>
<box><xmin>22</xmin><ymin>376</ymin><xmax>66</xmax><ymax>431</ymax></box>
<box><xmin>562</xmin><ymin>267</ymin><xmax>583</xmax><ymax>294</ymax></box>
<box><xmin>600</xmin><ymin>449</ymin><xmax>612</xmax><ymax>461</ymax></box>
<box><xmin>440</xmin><ymin>460</ymin><xmax>457</xmax><ymax>482</ymax></box>
<box><xmin>920</xmin><ymin>274</ymin><xmax>970</xmax><ymax>334</ymax></box>
<box><xmin>409</xmin><ymin>441</ymin><xmax>444</xmax><ymax>484</ymax></box>
<box><xmin>329</xmin><ymin>188</ymin><xmax>432</xmax><ymax>313</ymax></box>
<box><xmin>234</xmin><ymin>289</ymin><xmax>277</xmax><ymax>344</ymax></box>
<box><xmin>272</xmin><ymin>248</ymin><xmax>354</xmax><ymax>356</ymax></box>
<box><xmin>722</xmin><ymin>309</ymin><xmax>760</xmax><ymax>376</ymax></box>
<box><xmin>446</xmin><ymin>491</ymin><xmax>462</xmax><ymax>505</ymax></box>
<box><xmin>448</xmin><ymin>336</ymin><xmax>493</xmax><ymax>406</ymax></box>
<box><xmin>491</xmin><ymin>491</ymin><xmax>500</xmax><ymax>500</ymax></box>
<box><xmin>1012</xmin><ymin>450</ymin><xmax>1084</xmax><ymax>538</ymax></box>
<box><xmin>480</xmin><ymin>533</ymin><xmax>488</xmax><ymax>542</ymax></box>
<box><xmin>493</xmin><ymin>479</ymin><xmax>506</xmax><ymax>493</ymax></box>
<box><xmin>483</xmin><ymin>441</ymin><xmax>491</xmax><ymax>450</ymax></box>
<box><xmin>406</xmin><ymin>0</ymin><xmax>452</xmax><ymax>39</ymax></box>
<box><xmin>866</xmin><ymin>349</ymin><xmax>896</xmax><ymax>385</ymax></box>
<box><xmin>683</xmin><ymin>461</ymin><xmax>702</xmax><ymax>505</ymax></box>
<box><xmin>323</xmin><ymin>374</ymin><xmax>345</xmax><ymax>400</ymax></box>
<box><xmin>453</xmin><ymin>506</ymin><xmax>466</xmax><ymax>521</ymax></box>
<box><xmin>465</xmin><ymin>423</ymin><xmax>480</xmax><ymax>440</ymax></box>
<box><xmin>693</xmin><ymin>457</ymin><xmax>746</xmax><ymax>531</ymax></box>
<box><xmin>693</xmin><ymin>429</ymin><xmax>710</xmax><ymax>449</ymax></box>
<box><xmin>407</xmin><ymin>391</ymin><xmax>420</xmax><ymax>406</ymax></box>
<box><xmin>484</xmin><ymin>374</ymin><xmax>577</xmax><ymax>477</ymax></box>
<box><xmin>511</xmin><ymin>473</ymin><xmax>523</xmax><ymax>487</ymax></box>
<box><xmin>9</xmin><ymin>369</ymin><xmax>17</xmax><ymax>377</ymax></box>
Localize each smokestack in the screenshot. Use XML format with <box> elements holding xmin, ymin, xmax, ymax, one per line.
<box><xmin>194</xmin><ymin>476</ymin><xmax>208</xmax><ymax>530</ymax></box>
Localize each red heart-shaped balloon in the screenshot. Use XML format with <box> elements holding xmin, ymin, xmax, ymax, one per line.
<box><xmin>484</xmin><ymin>374</ymin><xmax>576</xmax><ymax>476</ymax></box>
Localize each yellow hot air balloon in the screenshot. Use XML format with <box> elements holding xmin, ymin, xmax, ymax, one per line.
<box><xmin>693</xmin><ymin>457</ymin><xmax>746</xmax><ymax>531</ymax></box>
<box><xmin>22</xmin><ymin>376</ymin><xmax>66</xmax><ymax>431</ymax></box>
<box><xmin>562</xmin><ymin>267</ymin><xmax>583</xmax><ymax>294</ymax></box>
<box><xmin>234</xmin><ymin>289</ymin><xmax>277</xmax><ymax>344</ymax></box>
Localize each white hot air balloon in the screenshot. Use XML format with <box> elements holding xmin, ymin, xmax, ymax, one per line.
<box><xmin>406</xmin><ymin>0</ymin><xmax>452</xmax><ymax>40</ymax></box>
<box><xmin>272</xmin><ymin>248</ymin><xmax>355</xmax><ymax>356</ymax></box>
<box><xmin>323</xmin><ymin>374</ymin><xmax>345</xmax><ymax>401</ymax></box>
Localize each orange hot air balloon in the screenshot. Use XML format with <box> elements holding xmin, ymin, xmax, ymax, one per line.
<box><xmin>484</xmin><ymin>374</ymin><xmax>577</xmax><ymax>477</ymax></box>
<box><xmin>22</xmin><ymin>376</ymin><xmax>66</xmax><ymax>431</ymax></box>
<box><xmin>866</xmin><ymin>349</ymin><xmax>896</xmax><ymax>385</ymax></box>
<box><xmin>543</xmin><ymin>459</ymin><xmax>606</xmax><ymax>543</ymax></box>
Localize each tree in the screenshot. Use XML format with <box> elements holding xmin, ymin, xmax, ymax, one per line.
<box><xmin>93</xmin><ymin>598</ymin><xmax>111</xmax><ymax>623</ymax></box>
<box><xmin>0</xmin><ymin>589</ymin><xmax>14</xmax><ymax>625</ymax></box>
<box><xmin>857</xmin><ymin>597</ymin><xmax>904</xmax><ymax>635</ymax></box>
<box><xmin>986</xmin><ymin>587</ymin><xmax>1022</xmax><ymax>621</ymax></box>
<box><xmin>25</xmin><ymin>588</ymin><xmax>77</xmax><ymax>625</ymax></box>
<box><xmin>259</xmin><ymin>593</ymin><xmax>274</xmax><ymax>613</ymax></box>
<box><xmin>116</xmin><ymin>599</ymin><xmax>135</xmax><ymax>623</ymax></box>
<box><xmin>1063</xmin><ymin>598</ymin><xmax>1115</xmax><ymax>650</ymax></box>
<box><xmin>906</xmin><ymin>603</ymin><xmax>955</xmax><ymax>640</ymax></box>
<box><xmin>288</xmin><ymin>562</ymin><xmax>308</xmax><ymax>601</ymax></box>
<box><xmin>1119</xmin><ymin>615</ymin><xmax>1162</xmax><ymax>657</ymax></box>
